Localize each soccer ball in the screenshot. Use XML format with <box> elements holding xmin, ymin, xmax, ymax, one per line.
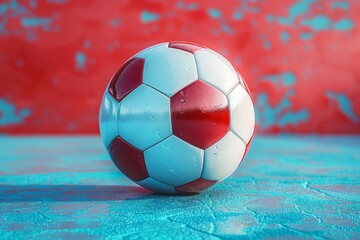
<box><xmin>99</xmin><ymin>42</ymin><xmax>255</xmax><ymax>195</ymax></box>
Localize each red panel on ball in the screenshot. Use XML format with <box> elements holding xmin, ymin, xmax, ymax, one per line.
<box><xmin>171</xmin><ymin>80</ymin><xmax>230</xmax><ymax>149</ymax></box>
<box><xmin>108</xmin><ymin>58</ymin><xmax>144</xmax><ymax>102</ymax></box>
<box><xmin>175</xmin><ymin>178</ymin><xmax>217</xmax><ymax>195</ymax></box>
<box><xmin>108</xmin><ymin>136</ymin><xmax>148</xmax><ymax>181</ymax></box>
<box><xmin>168</xmin><ymin>41</ymin><xmax>205</xmax><ymax>54</ymax></box>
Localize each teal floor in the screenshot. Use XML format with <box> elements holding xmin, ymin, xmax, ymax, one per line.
<box><xmin>0</xmin><ymin>136</ymin><xmax>359</xmax><ymax>239</ymax></box>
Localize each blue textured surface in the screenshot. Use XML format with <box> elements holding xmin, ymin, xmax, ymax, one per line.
<box><xmin>0</xmin><ymin>136</ymin><xmax>359</xmax><ymax>239</ymax></box>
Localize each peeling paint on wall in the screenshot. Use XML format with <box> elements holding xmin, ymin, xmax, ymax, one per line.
<box><xmin>0</xmin><ymin>0</ymin><xmax>359</xmax><ymax>134</ymax></box>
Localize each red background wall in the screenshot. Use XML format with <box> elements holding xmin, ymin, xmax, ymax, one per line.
<box><xmin>0</xmin><ymin>0</ymin><xmax>359</xmax><ymax>134</ymax></box>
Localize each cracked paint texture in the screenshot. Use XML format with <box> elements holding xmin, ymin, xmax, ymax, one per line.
<box><xmin>0</xmin><ymin>0</ymin><xmax>359</xmax><ymax>134</ymax></box>
<box><xmin>0</xmin><ymin>136</ymin><xmax>359</xmax><ymax>239</ymax></box>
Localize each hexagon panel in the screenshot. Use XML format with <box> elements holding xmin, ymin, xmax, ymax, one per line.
<box><xmin>99</xmin><ymin>92</ymin><xmax>119</xmax><ymax>148</ymax></box>
<box><xmin>207</xmin><ymin>48</ymin><xmax>234</xmax><ymax>69</ymax></box>
<box><xmin>143</xmin><ymin>47</ymin><xmax>198</xmax><ymax>97</ymax></box>
<box><xmin>194</xmin><ymin>49</ymin><xmax>238</xmax><ymax>94</ymax></box>
<box><xmin>242</xmin><ymin>135</ymin><xmax>253</xmax><ymax>161</ymax></box>
<box><xmin>144</xmin><ymin>135</ymin><xmax>204</xmax><ymax>187</ymax></box>
<box><xmin>227</xmin><ymin>84</ymin><xmax>255</xmax><ymax>144</ymax></box>
<box><xmin>135</xmin><ymin>42</ymin><xmax>169</xmax><ymax>59</ymax></box>
<box><xmin>118</xmin><ymin>84</ymin><xmax>172</xmax><ymax>151</ymax></box>
<box><xmin>137</xmin><ymin>177</ymin><xmax>176</xmax><ymax>195</ymax></box>
<box><xmin>237</xmin><ymin>73</ymin><xmax>251</xmax><ymax>96</ymax></box>
<box><xmin>202</xmin><ymin>131</ymin><xmax>246</xmax><ymax>181</ymax></box>
<box><xmin>171</xmin><ymin>80</ymin><xmax>230</xmax><ymax>149</ymax></box>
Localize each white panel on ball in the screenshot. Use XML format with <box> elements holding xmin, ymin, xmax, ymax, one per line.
<box><xmin>195</xmin><ymin>49</ymin><xmax>238</xmax><ymax>94</ymax></box>
<box><xmin>137</xmin><ymin>177</ymin><xmax>176</xmax><ymax>194</ymax></box>
<box><xmin>134</xmin><ymin>42</ymin><xmax>169</xmax><ymax>59</ymax></box>
<box><xmin>202</xmin><ymin>131</ymin><xmax>246</xmax><ymax>181</ymax></box>
<box><xmin>143</xmin><ymin>47</ymin><xmax>198</xmax><ymax>97</ymax></box>
<box><xmin>228</xmin><ymin>84</ymin><xmax>255</xmax><ymax>144</ymax></box>
<box><xmin>208</xmin><ymin>48</ymin><xmax>234</xmax><ymax>69</ymax></box>
<box><xmin>118</xmin><ymin>84</ymin><xmax>172</xmax><ymax>151</ymax></box>
<box><xmin>237</xmin><ymin>73</ymin><xmax>245</xmax><ymax>88</ymax></box>
<box><xmin>144</xmin><ymin>135</ymin><xmax>204</xmax><ymax>187</ymax></box>
<box><xmin>99</xmin><ymin>92</ymin><xmax>119</xmax><ymax>148</ymax></box>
